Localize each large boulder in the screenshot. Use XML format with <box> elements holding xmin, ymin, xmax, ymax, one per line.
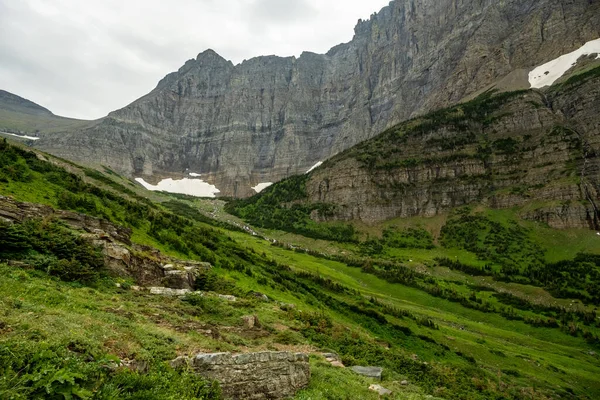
<box><xmin>350</xmin><ymin>366</ymin><xmax>383</xmax><ymax>380</ymax></box>
<box><xmin>173</xmin><ymin>352</ymin><xmax>310</xmax><ymax>399</ymax></box>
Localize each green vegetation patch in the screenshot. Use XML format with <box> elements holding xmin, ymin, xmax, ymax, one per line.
<box><xmin>226</xmin><ymin>175</ymin><xmax>357</xmax><ymax>242</ymax></box>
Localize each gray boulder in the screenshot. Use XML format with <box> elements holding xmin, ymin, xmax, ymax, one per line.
<box><xmin>350</xmin><ymin>366</ymin><xmax>383</xmax><ymax>380</ymax></box>
<box><xmin>369</xmin><ymin>384</ymin><xmax>392</xmax><ymax>396</ymax></box>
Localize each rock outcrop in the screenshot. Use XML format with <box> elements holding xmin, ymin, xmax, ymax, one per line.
<box><xmin>171</xmin><ymin>352</ymin><xmax>310</xmax><ymax>399</ymax></box>
<box><xmin>33</xmin><ymin>0</ymin><xmax>600</xmax><ymax>197</ymax></box>
<box><xmin>369</xmin><ymin>384</ymin><xmax>392</xmax><ymax>396</ymax></box>
<box><xmin>302</xmin><ymin>71</ymin><xmax>600</xmax><ymax>228</ymax></box>
<box><xmin>351</xmin><ymin>366</ymin><xmax>383</xmax><ymax>380</ymax></box>
<box><xmin>0</xmin><ymin>195</ymin><xmax>211</xmax><ymax>288</ymax></box>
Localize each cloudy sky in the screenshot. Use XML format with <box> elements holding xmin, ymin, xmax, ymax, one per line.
<box><xmin>0</xmin><ymin>0</ymin><xmax>391</xmax><ymax>120</ymax></box>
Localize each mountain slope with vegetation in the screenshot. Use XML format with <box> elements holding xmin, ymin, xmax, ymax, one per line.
<box><xmin>1</xmin><ymin>118</ymin><xmax>600</xmax><ymax>399</ymax></box>
<box><xmin>230</xmin><ymin>66</ymin><xmax>600</xmax><ymax>231</ymax></box>
<box><xmin>30</xmin><ymin>0</ymin><xmax>600</xmax><ymax>196</ymax></box>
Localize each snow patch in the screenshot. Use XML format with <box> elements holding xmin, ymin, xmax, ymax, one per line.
<box><xmin>529</xmin><ymin>38</ymin><xmax>600</xmax><ymax>88</ymax></box>
<box><xmin>135</xmin><ymin>177</ymin><xmax>220</xmax><ymax>198</ymax></box>
<box><xmin>252</xmin><ymin>182</ymin><xmax>273</xmax><ymax>193</ymax></box>
<box><xmin>1</xmin><ymin>132</ymin><xmax>40</xmax><ymax>141</ymax></box>
<box><xmin>306</xmin><ymin>161</ymin><xmax>323</xmax><ymax>174</ymax></box>
<box><xmin>188</xmin><ymin>172</ymin><xmax>202</xmax><ymax>177</ymax></box>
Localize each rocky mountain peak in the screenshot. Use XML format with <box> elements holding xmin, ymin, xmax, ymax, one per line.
<box><xmin>195</xmin><ymin>49</ymin><xmax>233</xmax><ymax>67</ymax></box>
<box><xmin>34</xmin><ymin>0</ymin><xmax>600</xmax><ymax>198</ymax></box>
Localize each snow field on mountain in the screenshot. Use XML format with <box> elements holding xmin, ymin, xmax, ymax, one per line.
<box><xmin>529</xmin><ymin>38</ymin><xmax>600</xmax><ymax>88</ymax></box>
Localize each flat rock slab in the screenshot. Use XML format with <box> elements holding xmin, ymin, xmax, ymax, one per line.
<box><xmin>175</xmin><ymin>351</ymin><xmax>310</xmax><ymax>399</ymax></box>
<box><xmin>351</xmin><ymin>366</ymin><xmax>383</xmax><ymax>380</ymax></box>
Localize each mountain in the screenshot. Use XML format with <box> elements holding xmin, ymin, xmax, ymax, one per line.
<box><xmin>228</xmin><ymin>65</ymin><xmax>600</xmax><ymax>232</ymax></box>
<box><xmin>0</xmin><ymin>90</ymin><xmax>53</xmax><ymax>116</ymax></box>
<box><xmin>0</xmin><ymin>90</ymin><xmax>93</xmax><ymax>136</ymax></box>
<box><xmin>32</xmin><ymin>0</ymin><xmax>600</xmax><ymax>197</ymax></box>
<box><xmin>2</xmin><ymin>133</ymin><xmax>600</xmax><ymax>399</ymax></box>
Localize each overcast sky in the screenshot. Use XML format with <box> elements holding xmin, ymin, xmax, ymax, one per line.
<box><xmin>0</xmin><ymin>0</ymin><xmax>391</xmax><ymax>120</ymax></box>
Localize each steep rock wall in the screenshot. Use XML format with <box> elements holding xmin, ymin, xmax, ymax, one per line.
<box><xmin>304</xmin><ymin>74</ymin><xmax>600</xmax><ymax>228</ymax></box>
<box><xmin>34</xmin><ymin>0</ymin><xmax>600</xmax><ymax>197</ymax></box>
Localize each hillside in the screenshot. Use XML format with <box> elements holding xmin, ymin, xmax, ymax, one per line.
<box><xmin>1</xmin><ymin>117</ymin><xmax>600</xmax><ymax>398</ymax></box>
<box><xmin>0</xmin><ymin>90</ymin><xmax>53</xmax><ymax>116</ymax></box>
<box><xmin>0</xmin><ymin>90</ymin><xmax>94</xmax><ymax>138</ymax></box>
<box><xmin>229</xmin><ymin>65</ymin><xmax>600</xmax><ymax>232</ymax></box>
<box><xmin>30</xmin><ymin>0</ymin><xmax>600</xmax><ymax>197</ymax></box>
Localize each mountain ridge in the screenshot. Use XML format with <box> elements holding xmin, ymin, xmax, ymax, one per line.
<box><xmin>0</xmin><ymin>89</ymin><xmax>53</xmax><ymax>117</ymax></box>
<box><xmin>27</xmin><ymin>0</ymin><xmax>600</xmax><ymax>196</ymax></box>
<box><xmin>228</xmin><ymin>66</ymin><xmax>600</xmax><ymax>232</ymax></box>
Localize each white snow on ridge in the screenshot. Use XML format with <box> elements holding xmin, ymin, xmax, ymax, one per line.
<box><xmin>188</xmin><ymin>172</ymin><xmax>202</xmax><ymax>177</ymax></box>
<box><xmin>1</xmin><ymin>132</ymin><xmax>40</xmax><ymax>141</ymax></box>
<box><xmin>529</xmin><ymin>38</ymin><xmax>600</xmax><ymax>89</ymax></box>
<box><xmin>306</xmin><ymin>161</ymin><xmax>323</xmax><ymax>174</ymax></box>
<box><xmin>252</xmin><ymin>182</ymin><xmax>273</xmax><ymax>193</ymax></box>
<box><xmin>135</xmin><ymin>177</ymin><xmax>220</xmax><ymax>198</ymax></box>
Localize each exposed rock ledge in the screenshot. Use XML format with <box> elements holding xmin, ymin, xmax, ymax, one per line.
<box><xmin>171</xmin><ymin>352</ymin><xmax>310</xmax><ymax>399</ymax></box>
<box><xmin>0</xmin><ymin>195</ymin><xmax>211</xmax><ymax>289</ymax></box>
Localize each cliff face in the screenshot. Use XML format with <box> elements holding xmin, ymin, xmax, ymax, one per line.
<box><xmin>303</xmin><ymin>70</ymin><xmax>600</xmax><ymax>229</ymax></box>
<box><xmin>34</xmin><ymin>0</ymin><xmax>600</xmax><ymax>197</ymax></box>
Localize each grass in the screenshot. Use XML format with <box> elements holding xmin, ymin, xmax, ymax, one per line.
<box><xmin>296</xmin><ymin>359</ymin><xmax>444</xmax><ymax>400</ymax></box>
<box><xmin>2</xmin><ymin>136</ymin><xmax>600</xmax><ymax>398</ymax></box>
<box><xmin>226</xmin><ymin>231</ymin><xmax>600</xmax><ymax>397</ymax></box>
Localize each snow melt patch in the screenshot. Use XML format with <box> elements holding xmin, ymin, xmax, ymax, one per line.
<box><xmin>188</xmin><ymin>172</ymin><xmax>202</xmax><ymax>177</ymax></box>
<box><xmin>306</xmin><ymin>161</ymin><xmax>323</xmax><ymax>174</ymax></box>
<box><xmin>529</xmin><ymin>38</ymin><xmax>600</xmax><ymax>88</ymax></box>
<box><xmin>135</xmin><ymin>177</ymin><xmax>220</xmax><ymax>198</ymax></box>
<box><xmin>252</xmin><ymin>182</ymin><xmax>273</xmax><ymax>193</ymax></box>
<box><xmin>1</xmin><ymin>132</ymin><xmax>40</xmax><ymax>141</ymax></box>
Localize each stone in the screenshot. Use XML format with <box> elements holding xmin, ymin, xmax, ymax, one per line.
<box><xmin>121</xmin><ymin>359</ymin><xmax>149</xmax><ymax>373</ymax></box>
<box><xmin>401</xmin><ymin>380</ymin><xmax>409</xmax><ymax>386</ymax></box>
<box><xmin>170</xmin><ymin>356</ymin><xmax>192</xmax><ymax>369</ymax></box>
<box><xmin>251</xmin><ymin>292</ymin><xmax>269</xmax><ymax>302</ymax></box>
<box><xmin>0</xmin><ymin>196</ymin><xmax>217</xmax><ymax>289</ymax></box>
<box><xmin>149</xmin><ymin>287</ymin><xmax>191</xmax><ymax>296</ymax></box>
<box><xmin>183</xmin><ymin>351</ymin><xmax>310</xmax><ymax>399</ymax></box>
<box><xmin>322</xmin><ymin>352</ymin><xmax>344</xmax><ymax>367</ymax></box>
<box><xmin>279</xmin><ymin>303</ymin><xmax>296</xmax><ymax>311</ymax></box>
<box><xmin>350</xmin><ymin>366</ymin><xmax>383</xmax><ymax>380</ymax></box>
<box><xmin>369</xmin><ymin>384</ymin><xmax>392</xmax><ymax>396</ymax></box>
<box><xmin>241</xmin><ymin>315</ymin><xmax>260</xmax><ymax>329</ymax></box>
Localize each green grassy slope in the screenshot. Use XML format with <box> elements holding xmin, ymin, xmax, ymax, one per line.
<box><xmin>1</xmin><ymin>140</ymin><xmax>600</xmax><ymax>399</ymax></box>
<box><xmin>1</xmin><ymin>54</ymin><xmax>599</xmax><ymax>398</ymax></box>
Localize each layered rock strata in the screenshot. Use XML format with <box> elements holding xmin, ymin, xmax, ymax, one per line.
<box><xmin>34</xmin><ymin>0</ymin><xmax>600</xmax><ymax>197</ymax></box>
<box><xmin>0</xmin><ymin>195</ymin><xmax>211</xmax><ymax>288</ymax></box>
<box><xmin>304</xmin><ymin>72</ymin><xmax>600</xmax><ymax>228</ymax></box>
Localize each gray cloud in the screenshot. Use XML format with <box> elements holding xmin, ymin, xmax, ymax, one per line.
<box><xmin>0</xmin><ymin>0</ymin><xmax>390</xmax><ymax>120</ymax></box>
<box><xmin>247</xmin><ymin>0</ymin><xmax>316</xmax><ymax>23</ymax></box>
